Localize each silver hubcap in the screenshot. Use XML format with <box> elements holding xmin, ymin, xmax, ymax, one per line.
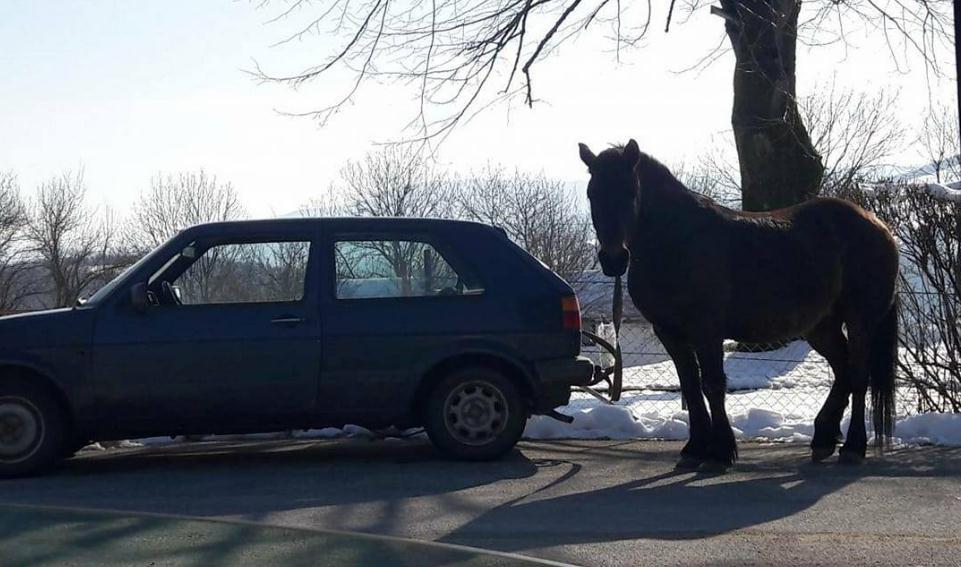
<box><xmin>0</xmin><ymin>399</ymin><xmax>42</xmax><ymax>461</ymax></box>
<box><xmin>444</xmin><ymin>380</ymin><xmax>509</xmax><ymax>446</ymax></box>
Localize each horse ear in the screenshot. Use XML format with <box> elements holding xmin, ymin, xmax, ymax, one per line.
<box><xmin>578</xmin><ymin>143</ymin><xmax>596</xmax><ymax>168</ymax></box>
<box><xmin>624</xmin><ymin>139</ymin><xmax>641</xmax><ymax>165</ymax></box>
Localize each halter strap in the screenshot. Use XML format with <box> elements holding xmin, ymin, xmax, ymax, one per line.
<box><xmin>611</xmin><ymin>275</ymin><xmax>624</xmax><ymax>402</ymax></box>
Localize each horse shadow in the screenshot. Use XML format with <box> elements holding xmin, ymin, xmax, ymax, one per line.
<box><xmin>439</xmin><ymin>445</ymin><xmax>961</xmax><ymax>553</ymax></box>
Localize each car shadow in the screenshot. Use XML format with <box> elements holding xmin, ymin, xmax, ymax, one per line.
<box><xmin>0</xmin><ymin>438</ymin><xmax>541</xmax><ymax>520</ymax></box>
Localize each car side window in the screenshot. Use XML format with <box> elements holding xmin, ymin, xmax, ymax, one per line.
<box><xmin>172</xmin><ymin>241</ymin><xmax>311</xmax><ymax>305</ymax></box>
<box><xmin>334</xmin><ymin>239</ymin><xmax>483</xmax><ymax>299</ymax></box>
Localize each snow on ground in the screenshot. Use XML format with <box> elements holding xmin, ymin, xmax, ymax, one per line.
<box><xmin>110</xmin><ymin>406</ymin><xmax>959</xmax><ymax>453</ymax></box>
<box><xmin>525</xmin><ymin>337</ymin><xmax>960</xmax><ymax>447</ymax></box>
<box><xmin>923</xmin><ymin>183</ymin><xmax>961</xmax><ymax>203</ymax></box>
<box><xmin>523</xmin><ymin>404</ymin><xmax>817</xmax><ymax>444</ymax></box>
<box><xmin>524</xmin><ymin>394</ymin><xmax>960</xmax><ymax>447</ymax></box>
<box><xmin>893</xmin><ymin>413</ymin><xmax>961</xmax><ymax>446</ymax></box>
<box><xmin>865</xmin><ymin>180</ymin><xmax>961</xmax><ymax>203</ymax></box>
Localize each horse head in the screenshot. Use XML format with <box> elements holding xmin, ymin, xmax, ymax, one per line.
<box><xmin>579</xmin><ymin>139</ymin><xmax>642</xmax><ymax>277</ymax></box>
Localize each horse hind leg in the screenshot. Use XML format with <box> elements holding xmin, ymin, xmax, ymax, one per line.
<box><xmin>804</xmin><ymin>311</ymin><xmax>850</xmax><ymax>463</ymax></box>
<box><xmin>837</xmin><ymin>314</ymin><xmax>882</xmax><ymax>465</ymax></box>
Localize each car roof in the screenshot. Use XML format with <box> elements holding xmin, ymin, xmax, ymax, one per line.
<box><xmin>181</xmin><ymin>217</ymin><xmax>502</xmax><ymax>238</ymax></box>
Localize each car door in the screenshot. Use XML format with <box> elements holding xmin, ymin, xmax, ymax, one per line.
<box><xmin>91</xmin><ymin>233</ymin><xmax>322</xmax><ymax>431</ymax></box>
<box><xmin>318</xmin><ymin>230</ymin><xmax>488</xmax><ymax>420</ymax></box>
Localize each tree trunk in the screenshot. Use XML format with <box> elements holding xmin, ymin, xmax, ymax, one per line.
<box><xmin>718</xmin><ymin>0</ymin><xmax>824</xmax><ymax>212</ymax></box>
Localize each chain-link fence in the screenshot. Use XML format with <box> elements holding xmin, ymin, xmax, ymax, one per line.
<box><xmin>574</xmin><ymin>280</ymin><xmax>954</xmax><ymax>422</ymax></box>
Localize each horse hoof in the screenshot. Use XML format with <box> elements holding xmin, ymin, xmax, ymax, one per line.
<box><xmin>811</xmin><ymin>446</ymin><xmax>836</xmax><ymax>463</ymax></box>
<box><xmin>675</xmin><ymin>455</ymin><xmax>703</xmax><ymax>470</ymax></box>
<box><xmin>838</xmin><ymin>451</ymin><xmax>864</xmax><ymax>466</ymax></box>
<box><xmin>698</xmin><ymin>460</ymin><xmax>730</xmax><ymax>474</ymax></box>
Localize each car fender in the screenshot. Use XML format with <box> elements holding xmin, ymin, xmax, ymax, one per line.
<box><xmin>409</xmin><ymin>338</ymin><xmax>538</xmax><ymax>396</ymax></box>
<box><xmin>0</xmin><ymin>349</ymin><xmax>72</xmax><ymax>400</ymax></box>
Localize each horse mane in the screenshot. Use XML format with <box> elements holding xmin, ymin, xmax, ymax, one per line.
<box><xmin>601</xmin><ymin>144</ymin><xmax>703</xmax><ymax>207</ymax></box>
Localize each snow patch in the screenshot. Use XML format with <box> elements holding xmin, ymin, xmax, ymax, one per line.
<box><xmin>862</xmin><ymin>181</ymin><xmax>961</xmax><ymax>203</ymax></box>
<box><xmin>923</xmin><ymin>183</ymin><xmax>961</xmax><ymax>203</ymax></box>
<box><xmin>527</xmin><ymin>404</ymin><xmax>961</xmax><ymax>447</ymax></box>
<box><xmin>524</xmin><ymin>405</ymin><xmax>689</xmax><ymax>440</ymax></box>
<box><xmin>895</xmin><ymin>413</ymin><xmax>961</xmax><ymax>446</ymax></box>
<box><xmin>292</xmin><ymin>427</ymin><xmax>347</xmax><ymax>439</ymax></box>
<box><xmin>343</xmin><ymin>424</ymin><xmax>374</xmax><ymax>438</ymax></box>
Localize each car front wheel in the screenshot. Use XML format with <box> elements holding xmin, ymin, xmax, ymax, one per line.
<box><xmin>424</xmin><ymin>367</ymin><xmax>527</xmax><ymax>461</ymax></box>
<box><xmin>0</xmin><ymin>382</ymin><xmax>66</xmax><ymax>478</ymax></box>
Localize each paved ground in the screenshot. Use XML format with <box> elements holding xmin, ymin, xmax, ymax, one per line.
<box><xmin>1</xmin><ymin>439</ymin><xmax>960</xmax><ymax>566</ymax></box>
<box><xmin>0</xmin><ymin>506</ymin><xmax>561</xmax><ymax>567</ymax></box>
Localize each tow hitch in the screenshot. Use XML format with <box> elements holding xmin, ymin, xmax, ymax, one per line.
<box><xmin>544</xmin><ymin>409</ymin><xmax>575</xmax><ymax>424</ymax></box>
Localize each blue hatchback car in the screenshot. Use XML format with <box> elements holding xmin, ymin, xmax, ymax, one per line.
<box><xmin>0</xmin><ymin>218</ymin><xmax>593</xmax><ymax>477</ymax></box>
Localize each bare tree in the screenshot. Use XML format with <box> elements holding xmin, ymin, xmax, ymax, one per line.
<box><xmin>682</xmin><ymin>84</ymin><xmax>906</xmax><ymax>205</ymax></box>
<box><xmin>672</xmin><ymin>159</ymin><xmax>741</xmax><ymax>207</ymax></box>
<box><xmin>127</xmin><ymin>171</ymin><xmax>246</xmax><ymax>251</ymax></box>
<box><xmin>801</xmin><ymin>84</ymin><xmax>905</xmax><ymax>193</ymax></box>
<box><xmin>339</xmin><ymin>146</ymin><xmax>453</xmax><ymax>219</ymax></box>
<box><xmin>253</xmin><ymin>0</ymin><xmax>947</xmax><ymax>211</ymax></box>
<box><xmin>918</xmin><ymin>101</ymin><xmax>960</xmax><ymax>184</ymax></box>
<box><xmin>852</xmin><ymin>183</ymin><xmax>961</xmax><ymax>412</ymax></box>
<box><xmin>456</xmin><ymin>165</ymin><xmax>594</xmax><ymax>282</ymax></box>
<box><xmin>0</xmin><ymin>171</ymin><xmax>31</xmax><ymax>311</ymax></box>
<box><xmin>126</xmin><ymin>171</ymin><xmax>247</xmax><ymax>302</ymax></box>
<box><xmin>26</xmin><ymin>171</ymin><xmax>118</xmax><ymax>308</ymax></box>
<box><xmin>299</xmin><ymin>185</ymin><xmax>344</xmax><ymax>217</ymax></box>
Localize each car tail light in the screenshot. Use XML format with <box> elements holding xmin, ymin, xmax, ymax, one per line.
<box><xmin>561</xmin><ymin>295</ymin><xmax>581</xmax><ymax>331</ymax></box>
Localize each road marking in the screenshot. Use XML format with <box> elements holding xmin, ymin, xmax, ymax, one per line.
<box><xmin>0</xmin><ymin>502</ymin><xmax>577</xmax><ymax>566</ymax></box>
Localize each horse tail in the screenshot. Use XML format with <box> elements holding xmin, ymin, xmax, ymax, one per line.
<box><xmin>870</xmin><ymin>297</ymin><xmax>898</xmax><ymax>450</ymax></box>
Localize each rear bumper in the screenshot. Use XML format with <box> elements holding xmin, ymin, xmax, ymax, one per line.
<box><xmin>531</xmin><ymin>356</ymin><xmax>594</xmax><ymax>413</ymax></box>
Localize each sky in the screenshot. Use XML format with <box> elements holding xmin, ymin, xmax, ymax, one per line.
<box><xmin>0</xmin><ymin>1</ymin><xmax>955</xmax><ymax>218</ymax></box>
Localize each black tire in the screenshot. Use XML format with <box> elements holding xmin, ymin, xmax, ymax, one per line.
<box><xmin>0</xmin><ymin>381</ymin><xmax>66</xmax><ymax>478</ymax></box>
<box><xmin>423</xmin><ymin>366</ymin><xmax>527</xmax><ymax>461</ymax></box>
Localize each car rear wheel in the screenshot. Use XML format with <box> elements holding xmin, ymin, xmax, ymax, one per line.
<box><xmin>424</xmin><ymin>367</ymin><xmax>527</xmax><ymax>461</ymax></box>
<box><xmin>0</xmin><ymin>382</ymin><xmax>66</xmax><ymax>478</ymax></box>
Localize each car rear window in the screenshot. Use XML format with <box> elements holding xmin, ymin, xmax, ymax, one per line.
<box><xmin>334</xmin><ymin>239</ymin><xmax>483</xmax><ymax>299</ymax></box>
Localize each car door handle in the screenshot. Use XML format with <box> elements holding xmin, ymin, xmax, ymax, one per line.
<box><xmin>271</xmin><ymin>316</ymin><xmax>306</xmax><ymax>326</ymax></box>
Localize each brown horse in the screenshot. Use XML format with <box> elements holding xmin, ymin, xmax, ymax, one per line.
<box><xmin>579</xmin><ymin>140</ymin><xmax>899</xmax><ymax>470</ymax></box>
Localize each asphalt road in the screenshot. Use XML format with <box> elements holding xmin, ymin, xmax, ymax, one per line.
<box><xmin>2</xmin><ymin>438</ymin><xmax>960</xmax><ymax>566</ymax></box>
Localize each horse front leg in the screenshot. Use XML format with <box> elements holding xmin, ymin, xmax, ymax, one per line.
<box><xmin>655</xmin><ymin>327</ymin><xmax>712</xmax><ymax>469</ymax></box>
<box><xmin>696</xmin><ymin>341</ymin><xmax>738</xmax><ymax>471</ymax></box>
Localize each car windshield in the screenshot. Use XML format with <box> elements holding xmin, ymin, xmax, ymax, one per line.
<box><xmin>84</xmin><ymin>241</ymin><xmax>173</xmax><ymax>305</ymax></box>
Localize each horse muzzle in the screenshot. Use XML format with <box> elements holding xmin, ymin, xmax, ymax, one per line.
<box><xmin>598</xmin><ymin>248</ymin><xmax>629</xmax><ymax>277</ymax></box>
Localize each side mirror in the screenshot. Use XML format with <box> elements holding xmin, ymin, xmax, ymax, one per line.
<box><xmin>130</xmin><ymin>282</ymin><xmax>148</xmax><ymax>312</ymax></box>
